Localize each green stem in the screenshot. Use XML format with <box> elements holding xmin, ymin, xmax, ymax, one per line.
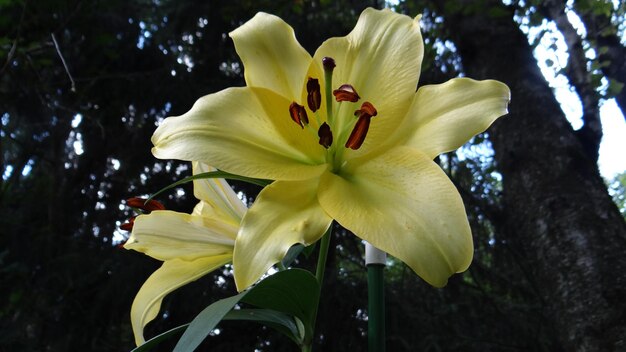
<box><xmin>368</xmin><ymin>264</ymin><xmax>385</xmax><ymax>352</ymax></box>
<box><xmin>314</xmin><ymin>227</ymin><xmax>332</xmax><ymax>284</ymax></box>
<box><xmin>302</xmin><ymin>224</ymin><xmax>333</xmax><ymax>352</ymax></box>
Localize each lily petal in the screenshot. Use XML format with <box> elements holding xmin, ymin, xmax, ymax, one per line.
<box><xmin>318</xmin><ymin>146</ymin><xmax>473</xmax><ymax>287</ymax></box>
<box><xmin>130</xmin><ymin>256</ymin><xmax>231</xmax><ymax>345</ymax></box>
<box><xmin>401</xmin><ymin>78</ymin><xmax>510</xmax><ymax>159</ymax></box>
<box><xmin>152</xmin><ymin>87</ymin><xmax>327</xmax><ymax>180</ymax></box>
<box><xmin>125</xmin><ymin>210</ymin><xmax>235</xmax><ymax>261</ymax></box>
<box><xmin>230</xmin><ymin>12</ymin><xmax>312</xmax><ymax>102</ymax></box>
<box><xmin>192</xmin><ymin>162</ymin><xmax>246</xmax><ymax>223</ymax></box>
<box><xmin>233</xmin><ymin>179</ymin><xmax>332</xmax><ymax>291</ymax></box>
<box><xmin>314</xmin><ymin>8</ymin><xmax>423</xmax><ymax>155</ymax></box>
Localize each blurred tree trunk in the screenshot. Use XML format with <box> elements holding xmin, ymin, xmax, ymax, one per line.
<box><xmin>436</xmin><ymin>1</ymin><xmax>626</xmax><ymax>350</ymax></box>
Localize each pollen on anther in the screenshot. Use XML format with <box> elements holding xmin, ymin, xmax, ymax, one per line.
<box><xmin>318</xmin><ymin>122</ymin><xmax>333</xmax><ymax>149</ymax></box>
<box><xmin>354</xmin><ymin>101</ymin><xmax>377</xmax><ymax>118</ymax></box>
<box><xmin>127</xmin><ymin>197</ymin><xmax>165</xmax><ymax>212</ymax></box>
<box><xmin>120</xmin><ymin>216</ymin><xmax>136</xmax><ymax>231</ymax></box>
<box><xmin>306</xmin><ymin>78</ymin><xmax>321</xmax><ymax>112</ymax></box>
<box><xmin>345</xmin><ymin>102</ymin><xmax>378</xmax><ymax>150</ymax></box>
<box><xmin>288</xmin><ymin>102</ymin><xmax>309</xmax><ymax>128</ymax></box>
<box><xmin>333</xmin><ymin>84</ymin><xmax>360</xmax><ymax>102</ymax></box>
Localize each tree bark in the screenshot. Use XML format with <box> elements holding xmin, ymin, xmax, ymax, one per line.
<box><xmin>436</xmin><ymin>1</ymin><xmax>626</xmax><ymax>350</ymax></box>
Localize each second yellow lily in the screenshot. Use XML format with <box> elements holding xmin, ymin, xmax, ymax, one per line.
<box><xmin>124</xmin><ymin>162</ymin><xmax>246</xmax><ymax>345</ymax></box>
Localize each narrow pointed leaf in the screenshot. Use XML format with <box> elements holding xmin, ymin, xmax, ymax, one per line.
<box><xmin>130</xmin><ymin>324</ymin><xmax>189</xmax><ymax>352</ymax></box>
<box><xmin>281</xmin><ymin>244</ymin><xmax>305</xmax><ymax>268</ymax></box>
<box><xmin>223</xmin><ymin>309</ymin><xmax>301</xmax><ymax>343</ymax></box>
<box><xmin>146</xmin><ymin>170</ymin><xmax>271</xmax><ymax>203</ymax></box>
<box><xmin>172</xmin><ymin>291</ymin><xmax>248</xmax><ymax>352</ymax></box>
<box><xmin>241</xmin><ymin>269</ymin><xmax>319</xmax><ymax>340</ymax></box>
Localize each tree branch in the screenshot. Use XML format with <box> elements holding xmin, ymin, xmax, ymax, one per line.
<box><xmin>573</xmin><ymin>0</ymin><xmax>626</xmax><ymax>120</ymax></box>
<box><xmin>541</xmin><ymin>0</ymin><xmax>602</xmax><ymax>161</ymax></box>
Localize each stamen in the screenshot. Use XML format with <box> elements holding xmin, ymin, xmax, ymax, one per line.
<box><xmin>306</xmin><ymin>78</ymin><xmax>321</xmax><ymax>112</ymax></box>
<box><xmin>333</xmin><ymin>84</ymin><xmax>360</xmax><ymax>102</ymax></box>
<box><xmin>345</xmin><ymin>102</ymin><xmax>378</xmax><ymax>150</ymax></box>
<box><xmin>345</xmin><ymin>117</ymin><xmax>371</xmax><ymax>150</ymax></box>
<box><xmin>354</xmin><ymin>101</ymin><xmax>377</xmax><ymax>118</ymax></box>
<box><xmin>288</xmin><ymin>102</ymin><xmax>309</xmax><ymax>128</ymax></box>
<box><xmin>120</xmin><ymin>216</ymin><xmax>136</xmax><ymax>231</ymax></box>
<box><xmin>127</xmin><ymin>197</ymin><xmax>165</xmax><ymax>212</ymax></box>
<box><xmin>318</xmin><ymin>122</ymin><xmax>333</xmax><ymax>149</ymax></box>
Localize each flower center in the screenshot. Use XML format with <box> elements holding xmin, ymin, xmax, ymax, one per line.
<box><xmin>286</xmin><ymin>57</ymin><xmax>378</xmax><ymax>170</ymax></box>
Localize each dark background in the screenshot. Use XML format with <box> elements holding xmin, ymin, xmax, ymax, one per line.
<box><xmin>1</xmin><ymin>0</ymin><xmax>625</xmax><ymax>350</ymax></box>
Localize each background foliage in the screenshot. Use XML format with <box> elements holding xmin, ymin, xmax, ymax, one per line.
<box><xmin>1</xmin><ymin>0</ymin><xmax>624</xmax><ymax>350</ymax></box>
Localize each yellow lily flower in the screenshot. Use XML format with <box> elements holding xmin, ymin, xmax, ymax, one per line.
<box><xmin>124</xmin><ymin>162</ymin><xmax>246</xmax><ymax>345</ymax></box>
<box><xmin>151</xmin><ymin>8</ymin><xmax>510</xmax><ymax>291</ymax></box>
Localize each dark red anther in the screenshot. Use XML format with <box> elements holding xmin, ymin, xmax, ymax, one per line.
<box><xmin>333</xmin><ymin>84</ymin><xmax>360</xmax><ymax>102</ymax></box>
<box><xmin>322</xmin><ymin>57</ymin><xmax>336</xmax><ymax>71</ymax></box>
<box><xmin>317</xmin><ymin>122</ymin><xmax>333</xmax><ymax>149</ymax></box>
<box><xmin>345</xmin><ymin>102</ymin><xmax>378</xmax><ymax>150</ymax></box>
<box><xmin>354</xmin><ymin>101</ymin><xmax>377</xmax><ymax>118</ymax></box>
<box><xmin>306</xmin><ymin>78</ymin><xmax>321</xmax><ymax>112</ymax></box>
<box><xmin>120</xmin><ymin>216</ymin><xmax>136</xmax><ymax>231</ymax></box>
<box><xmin>127</xmin><ymin>197</ymin><xmax>165</xmax><ymax>212</ymax></box>
<box><xmin>288</xmin><ymin>102</ymin><xmax>309</xmax><ymax>128</ymax></box>
<box><xmin>345</xmin><ymin>117</ymin><xmax>371</xmax><ymax>150</ymax></box>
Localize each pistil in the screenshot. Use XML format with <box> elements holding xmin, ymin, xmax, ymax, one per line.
<box><xmin>323</xmin><ymin>57</ymin><xmax>335</xmax><ymax>126</ymax></box>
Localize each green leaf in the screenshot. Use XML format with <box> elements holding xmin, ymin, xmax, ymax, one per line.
<box><xmin>131</xmin><ymin>324</ymin><xmax>189</xmax><ymax>352</ymax></box>
<box><xmin>170</xmin><ymin>269</ymin><xmax>318</xmax><ymax>351</ymax></box>
<box><xmin>146</xmin><ymin>171</ymin><xmax>272</xmax><ymax>203</ymax></box>
<box><xmin>241</xmin><ymin>269</ymin><xmax>319</xmax><ymax>340</ymax></box>
<box><xmin>487</xmin><ymin>6</ymin><xmax>509</xmax><ymax>19</ymax></box>
<box><xmin>224</xmin><ymin>309</ymin><xmax>302</xmax><ymax>343</ymax></box>
<box><xmin>607</xmin><ymin>80</ymin><xmax>625</xmax><ymax>98</ymax></box>
<box><xmin>173</xmin><ymin>291</ymin><xmax>247</xmax><ymax>352</ymax></box>
<box><xmin>302</xmin><ymin>242</ymin><xmax>317</xmax><ymax>258</ymax></box>
<box><xmin>281</xmin><ymin>244</ymin><xmax>305</xmax><ymax>267</ymax></box>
